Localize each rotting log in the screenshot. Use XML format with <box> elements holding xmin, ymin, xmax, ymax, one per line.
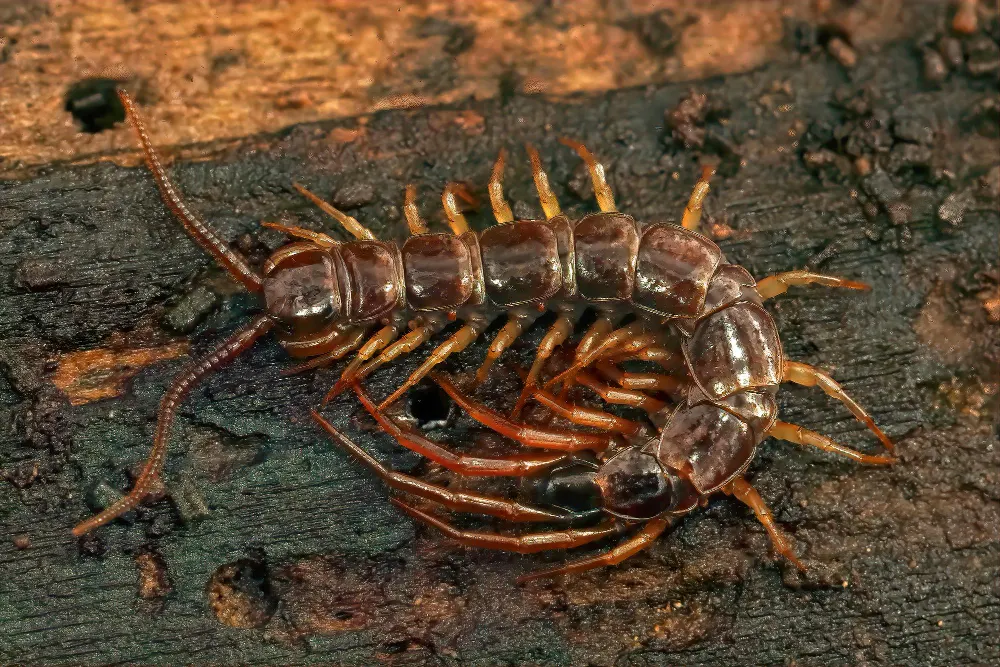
<box><xmin>1</xmin><ymin>10</ymin><xmax>999</xmax><ymax>666</ymax></box>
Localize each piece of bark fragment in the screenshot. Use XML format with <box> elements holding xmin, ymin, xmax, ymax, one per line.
<box><xmin>938</xmin><ymin>190</ymin><xmax>974</xmax><ymax>227</ymax></box>
<box><xmin>207</xmin><ymin>556</ymin><xmax>277</xmax><ymax>628</ymax></box>
<box><xmin>135</xmin><ymin>548</ymin><xmax>173</xmax><ymax>600</ymax></box>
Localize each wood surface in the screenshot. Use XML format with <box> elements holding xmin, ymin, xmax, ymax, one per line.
<box><xmin>1</xmin><ymin>0</ymin><xmax>911</xmax><ymax>175</ymax></box>
<box><xmin>1</xmin><ymin>1</ymin><xmax>999</xmax><ymax>665</ymax></box>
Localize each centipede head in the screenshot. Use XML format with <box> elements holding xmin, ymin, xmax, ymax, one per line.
<box><xmin>594</xmin><ymin>446</ymin><xmax>680</xmax><ymax>520</ymax></box>
<box><xmin>262</xmin><ymin>241</ymin><xmax>344</xmax><ymax>356</ymax></box>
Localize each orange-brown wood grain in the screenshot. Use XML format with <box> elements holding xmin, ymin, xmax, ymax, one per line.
<box><xmin>0</xmin><ymin>0</ymin><xmax>907</xmax><ymax>174</ymax></box>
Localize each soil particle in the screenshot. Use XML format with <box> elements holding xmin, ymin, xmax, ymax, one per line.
<box><xmin>567</xmin><ymin>161</ymin><xmax>596</xmax><ymax>201</ymax></box>
<box><xmin>207</xmin><ymin>554</ymin><xmax>277</xmax><ymax>628</ymax></box>
<box><xmin>135</xmin><ymin>548</ymin><xmax>172</xmax><ymax>600</ymax></box>
<box><xmin>77</xmin><ymin>533</ymin><xmax>107</xmax><ymax>558</ymax></box>
<box><xmin>629</xmin><ymin>10</ymin><xmax>686</xmax><ymax>57</ymax></box>
<box><xmin>2</xmin><ymin>461</ymin><xmax>38</xmax><ymax>490</ymax></box>
<box><xmin>14</xmin><ymin>258</ymin><xmax>70</xmax><ymax>291</ymax></box>
<box><xmin>921</xmin><ymin>48</ymin><xmax>948</xmax><ymax>83</ymax></box>
<box><xmin>937</xmin><ymin>36</ymin><xmax>965</xmax><ymax>69</ymax></box>
<box><xmin>163</xmin><ymin>285</ymin><xmax>220</xmax><ymax>334</ymax></box>
<box><xmin>170</xmin><ymin>475</ymin><xmax>211</xmax><ymax>524</ymax></box>
<box><xmin>981</xmin><ymin>165</ymin><xmax>1000</xmax><ymax>199</ymax></box>
<box><xmin>964</xmin><ymin>35</ymin><xmax>1000</xmax><ymax>77</ymax></box>
<box><xmin>13</xmin><ymin>385</ymin><xmax>73</xmax><ymax>455</ymax></box>
<box><xmin>861</xmin><ymin>169</ymin><xmax>910</xmax><ymax>225</ymax></box>
<box><xmin>783</xmin><ymin>18</ymin><xmax>818</xmax><ymax>54</ymax></box>
<box><xmin>416</xmin><ymin>17</ymin><xmax>476</xmax><ymax>57</ymax></box>
<box><xmin>826</xmin><ymin>37</ymin><xmax>858</xmax><ymax>68</ymax></box>
<box><xmin>937</xmin><ymin>189</ymin><xmax>974</xmax><ymax>227</ymax></box>
<box><xmin>0</xmin><ymin>341</ymin><xmax>47</xmax><ymax>394</ymax></box>
<box><xmin>330</xmin><ymin>182</ymin><xmax>376</xmax><ymax>210</ymax></box>
<box><xmin>893</xmin><ymin>116</ymin><xmax>935</xmax><ymax>146</ymax></box>
<box><xmin>665</xmin><ymin>90</ymin><xmax>711</xmax><ymax>148</ymax></box>
<box><xmin>964</xmin><ymin>95</ymin><xmax>1000</xmax><ymax>138</ymax></box>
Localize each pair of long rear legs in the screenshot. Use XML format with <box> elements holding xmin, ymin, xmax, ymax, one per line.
<box><xmin>314</xmin><ymin>366</ymin><xmax>891</xmax><ymax>581</ymax></box>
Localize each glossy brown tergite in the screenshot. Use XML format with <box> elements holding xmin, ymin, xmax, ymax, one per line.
<box><xmin>75</xmin><ymin>91</ymin><xmax>894</xmax><ymax>582</ymax></box>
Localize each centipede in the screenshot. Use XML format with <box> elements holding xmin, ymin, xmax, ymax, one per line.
<box><xmin>73</xmin><ymin>89</ymin><xmax>895</xmax><ymax>582</ymax></box>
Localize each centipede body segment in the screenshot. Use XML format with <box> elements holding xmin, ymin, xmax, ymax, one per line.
<box><xmin>74</xmin><ymin>90</ymin><xmax>894</xmax><ymax>582</ymax></box>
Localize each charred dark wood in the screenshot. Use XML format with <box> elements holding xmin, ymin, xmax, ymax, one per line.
<box><xmin>1</xmin><ymin>33</ymin><xmax>998</xmax><ymax>666</ymax></box>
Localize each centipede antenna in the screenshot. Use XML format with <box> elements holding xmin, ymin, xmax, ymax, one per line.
<box><xmin>488</xmin><ymin>149</ymin><xmax>514</xmax><ymax>224</ymax></box>
<box><xmin>404</xmin><ymin>184</ymin><xmax>429</xmax><ymax>235</ymax></box>
<box><xmin>117</xmin><ymin>89</ymin><xmax>263</xmax><ymax>293</ymax></box>
<box><xmin>441</xmin><ymin>183</ymin><xmax>471</xmax><ymax>234</ymax></box>
<box><xmin>72</xmin><ymin>314</ymin><xmax>274</xmax><ymax>536</ymax></box>
<box><xmin>292</xmin><ymin>183</ymin><xmax>376</xmax><ymax>240</ymax></box>
<box><xmin>525</xmin><ymin>143</ymin><xmax>561</xmax><ymax>219</ymax></box>
<box><xmin>557</xmin><ymin>137</ymin><xmax>616</xmax><ymax>212</ymax></box>
<box><xmin>680</xmin><ymin>164</ymin><xmax>715</xmax><ymax>232</ymax></box>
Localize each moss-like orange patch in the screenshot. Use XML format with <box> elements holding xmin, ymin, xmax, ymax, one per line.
<box><xmin>52</xmin><ymin>343</ymin><xmax>189</xmax><ymax>406</ymax></box>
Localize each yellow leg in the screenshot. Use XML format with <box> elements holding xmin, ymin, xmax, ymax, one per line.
<box><xmin>323</xmin><ymin>321</ymin><xmax>441</xmax><ymax>405</ymax></box>
<box><xmin>325</xmin><ymin>323</ymin><xmax>402</xmax><ymax>398</ymax></box>
<box><xmin>575</xmin><ymin>370</ymin><xmax>666</xmax><ymax>414</ymax></box>
<box><xmin>680</xmin><ymin>165</ymin><xmax>715</xmax><ymax>232</ymax></box>
<box><xmin>767</xmin><ymin>420</ymin><xmax>895</xmax><ymax>466</ymax></box>
<box><xmin>544</xmin><ymin>322</ymin><xmax>647</xmax><ymax>391</ymax></box>
<box><xmin>474</xmin><ymin>310</ymin><xmax>535</xmax><ymax>386</ymax></box>
<box><xmin>726</xmin><ymin>477</ymin><xmax>805</xmax><ymax>571</ymax></box>
<box><xmin>756</xmin><ymin>271</ymin><xmax>870</xmax><ymax>300</ymax></box>
<box><xmin>594</xmin><ymin>361</ymin><xmax>681</xmax><ymax>394</ymax></box>
<box><xmin>392</xmin><ymin>498</ymin><xmax>620</xmax><ymax>553</ymax></box>
<box><xmin>404</xmin><ymin>184</ymin><xmax>429</xmax><ymax>235</ymax></box>
<box><xmin>512</xmin><ymin>313</ymin><xmax>574</xmax><ymax>418</ymax></box>
<box><xmin>531</xmin><ymin>388</ymin><xmax>644</xmax><ymax>436</ymax></box>
<box><xmin>489</xmin><ymin>149</ymin><xmax>514</xmax><ymax>223</ymax></box>
<box><xmin>551</xmin><ymin>314</ymin><xmax>616</xmax><ymax>399</ymax></box>
<box><xmin>260</xmin><ymin>221</ymin><xmax>338</xmax><ymax>248</ymax></box>
<box><xmin>313</xmin><ymin>411</ymin><xmax>568</xmax><ymax>522</ymax></box>
<box><xmin>519</xmin><ymin>517</ymin><xmax>670</xmax><ymax>582</ymax></box>
<box><xmin>442</xmin><ymin>183</ymin><xmax>471</xmax><ymax>235</ymax></box>
<box><xmin>558</xmin><ymin>137</ymin><xmax>615</xmax><ymax>211</ymax></box>
<box><xmin>378</xmin><ymin>318</ymin><xmax>489</xmax><ymax>409</ymax></box>
<box><xmin>525</xmin><ymin>143</ymin><xmax>561</xmax><ymax>219</ymax></box>
<box><xmin>292</xmin><ymin>183</ymin><xmax>375</xmax><ymax>240</ymax></box>
<box><xmin>782</xmin><ymin>361</ymin><xmax>894</xmax><ymax>453</ymax></box>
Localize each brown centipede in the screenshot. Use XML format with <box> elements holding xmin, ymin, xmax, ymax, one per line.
<box><xmin>73</xmin><ymin>88</ymin><xmax>895</xmax><ymax>570</ymax></box>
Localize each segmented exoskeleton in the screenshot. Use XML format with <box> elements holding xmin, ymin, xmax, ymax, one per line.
<box><xmin>73</xmin><ymin>91</ymin><xmax>895</xmax><ymax>559</ymax></box>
